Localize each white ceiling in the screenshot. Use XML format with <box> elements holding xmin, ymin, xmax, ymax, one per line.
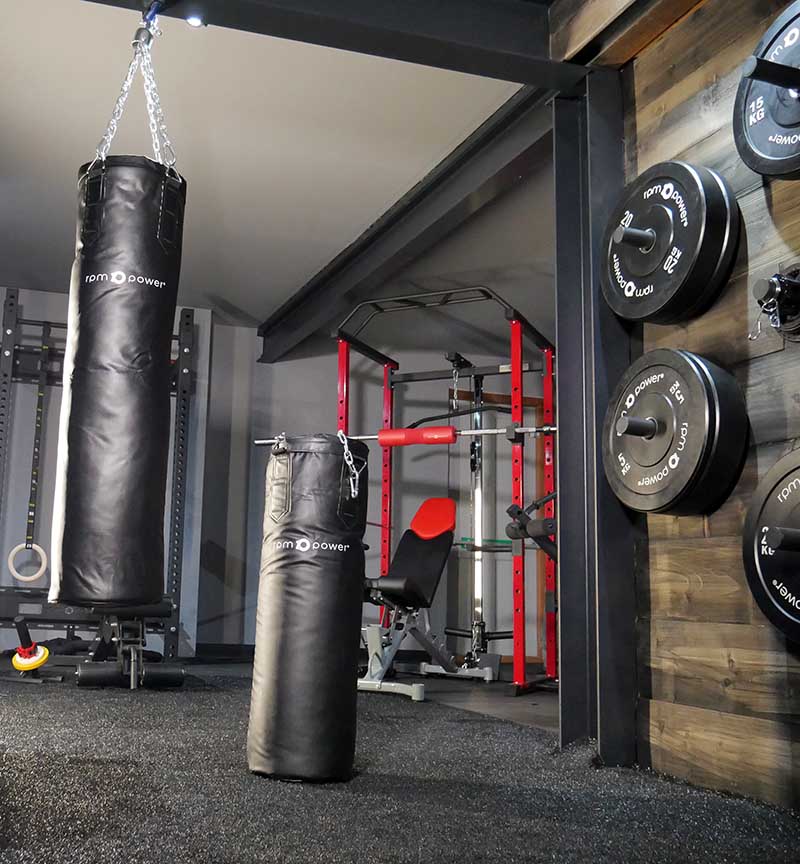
<box><xmin>0</xmin><ymin>0</ymin><xmax>522</xmax><ymax>324</ymax></box>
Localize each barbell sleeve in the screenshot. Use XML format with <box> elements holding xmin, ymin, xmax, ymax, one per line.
<box><xmin>742</xmin><ymin>55</ymin><xmax>800</xmax><ymax>91</ymax></box>
<box><xmin>616</xmin><ymin>415</ymin><xmax>659</xmax><ymax>438</ymax></box>
<box><xmin>765</xmin><ymin>526</ymin><xmax>800</xmax><ymax>553</ymax></box>
<box><xmin>613</xmin><ymin>225</ymin><xmax>657</xmax><ymax>250</ymax></box>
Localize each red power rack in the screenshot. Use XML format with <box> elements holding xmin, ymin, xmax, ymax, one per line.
<box><xmin>335</xmin><ymin>287</ymin><xmax>555</xmax><ymax>692</ymax></box>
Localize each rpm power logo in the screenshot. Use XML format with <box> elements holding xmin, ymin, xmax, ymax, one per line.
<box><xmin>85</xmin><ymin>271</ymin><xmax>167</xmax><ymax>288</ymax></box>
<box><xmin>274</xmin><ymin>537</ymin><xmax>351</xmax><ymax>554</ymax></box>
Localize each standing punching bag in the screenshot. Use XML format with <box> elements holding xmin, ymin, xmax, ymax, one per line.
<box><xmin>248</xmin><ymin>434</ymin><xmax>369</xmax><ymax>781</ymax></box>
<box><xmin>49</xmin><ymin>18</ymin><xmax>185</xmax><ymax>606</ymax></box>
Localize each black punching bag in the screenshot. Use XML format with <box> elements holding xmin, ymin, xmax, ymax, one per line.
<box><xmin>49</xmin><ymin>156</ymin><xmax>186</xmax><ymax>607</ymax></box>
<box><xmin>248</xmin><ymin>435</ymin><xmax>369</xmax><ymax>781</ymax></box>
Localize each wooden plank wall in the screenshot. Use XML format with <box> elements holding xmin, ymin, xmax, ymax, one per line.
<box><xmin>550</xmin><ymin>0</ymin><xmax>637</xmax><ymax>59</ymax></box>
<box><xmin>550</xmin><ymin>0</ymin><xmax>709</xmax><ymax>66</ymax></box>
<box><xmin>624</xmin><ymin>0</ymin><xmax>800</xmax><ymax>809</ymax></box>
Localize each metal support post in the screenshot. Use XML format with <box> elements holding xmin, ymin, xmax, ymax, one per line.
<box><xmin>164</xmin><ymin>308</ymin><xmax>195</xmax><ymax>660</ymax></box>
<box><xmin>337</xmin><ymin>339</ymin><xmax>350</xmax><ymax>434</ymax></box>
<box><xmin>381</xmin><ymin>363</ymin><xmax>394</xmax><ymax>579</ymax></box>
<box><xmin>0</xmin><ymin>289</ymin><xmax>20</xmax><ymax>533</ymax></box>
<box><xmin>509</xmin><ymin>318</ymin><xmax>528</xmax><ymax>690</ymax></box>
<box><xmin>553</xmin><ymin>70</ymin><xmax>637</xmax><ymax>764</ymax></box>
<box><xmin>471</xmin><ymin>374</ymin><xmax>484</xmax><ymax>653</ymax></box>
<box><xmin>543</xmin><ymin>348</ymin><xmax>557</xmax><ymax>680</ymax></box>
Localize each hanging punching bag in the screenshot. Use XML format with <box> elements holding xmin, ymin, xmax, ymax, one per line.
<box><xmin>49</xmin><ymin>19</ymin><xmax>186</xmax><ymax>607</ymax></box>
<box><xmin>248</xmin><ymin>434</ymin><xmax>369</xmax><ymax>782</ymax></box>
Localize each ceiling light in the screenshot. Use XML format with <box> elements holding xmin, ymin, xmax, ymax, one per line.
<box><xmin>186</xmin><ymin>15</ymin><xmax>204</xmax><ymax>27</ymax></box>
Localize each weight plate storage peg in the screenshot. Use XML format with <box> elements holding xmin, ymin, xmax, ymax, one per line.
<box><xmin>752</xmin><ymin>265</ymin><xmax>800</xmax><ymax>340</ymax></box>
<box><xmin>601</xmin><ymin>162</ymin><xmax>740</xmax><ymax>324</ymax></box>
<box><xmin>602</xmin><ymin>349</ymin><xmax>749</xmax><ymax>515</ymax></box>
<box><xmin>743</xmin><ymin>449</ymin><xmax>800</xmax><ymax>643</ymax></box>
<box><xmin>733</xmin><ymin>1</ymin><xmax>800</xmax><ymax>178</ymax></box>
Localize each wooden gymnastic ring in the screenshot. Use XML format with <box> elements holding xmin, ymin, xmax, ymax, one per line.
<box><xmin>8</xmin><ymin>543</ymin><xmax>48</xmax><ymax>583</ymax></box>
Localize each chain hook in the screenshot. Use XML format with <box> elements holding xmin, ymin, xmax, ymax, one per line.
<box><xmin>337</xmin><ymin>431</ymin><xmax>364</xmax><ymax>499</ymax></box>
<box><xmin>747</xmin><ymin>314</ymin><xmax>763</xmax><ymax>341</ymax></box>
<box><xmin>143</xmin><ymin>1</ymin><xmax>164</xmax><ymax>24</ymax></box>
<box><xmin>749</xmin><ymin>297</ymin><xmax>780</xmax><ymax>341</ymax></box>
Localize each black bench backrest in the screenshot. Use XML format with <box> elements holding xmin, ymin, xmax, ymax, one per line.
<box><xmin>386</xmin><ymin>529</ymin><xmax>454</xmax><ymax>608</ymax></box>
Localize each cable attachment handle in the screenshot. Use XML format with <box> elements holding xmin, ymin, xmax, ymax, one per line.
<box><xmin>337</xmin><ymin>431</ymin><xmax>365</xmax><ymax>500</ymax></box>
<box><xmin>95</xmin><ymin>9</ymin><xmax>177</xmax><ymax>168</ymax></box>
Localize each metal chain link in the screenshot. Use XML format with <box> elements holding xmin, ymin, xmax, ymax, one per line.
<box><xmin>451</xmin><ymin>367</ymin><xmax>459</xmax><ymax>413</ymax></box>
<box><xmin>140</xmin><ymin>33</ymin><xmax>177</xmax><ymax>166</ymax></box>
<box><xmin>95</xmin><ymin>16</ymin><xmax>177</xmax><ymax>167</ymax></box>
<box><xmin>337</xmin><ymin>431</ymin><xmax>364</xmax><ymax>499</ymax></box>
<box><xmin>96</xmin><ymin>51</ymin><xmax>141</xmax><ymax>162</ymax></box>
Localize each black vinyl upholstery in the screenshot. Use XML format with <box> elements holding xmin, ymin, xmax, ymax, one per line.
<box><xmin>88</xmin><ymin>597</ymin><xmax>174</xmax><ymax>620</ymax></box>
<box><xmin>371</xmin><ymin>529</ymin><xmax>453</xmax><ymax>608</ymax></box>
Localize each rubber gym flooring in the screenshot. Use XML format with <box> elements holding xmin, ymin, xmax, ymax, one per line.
<box><xmin>0</xmin><ymin>667</ymin><xmax>798</xmax><ymax>864</ymax></box>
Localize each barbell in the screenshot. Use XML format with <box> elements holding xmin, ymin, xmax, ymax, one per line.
<box><xmin>254</xmin><ymin>424</ymin><xmax>557</xmax><ymax>448</ymax></box>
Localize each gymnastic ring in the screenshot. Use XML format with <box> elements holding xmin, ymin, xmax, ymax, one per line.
<box><xmin>8</xmin><ymin>543</ymin><xmax>48</xmax><ymax>583</ymax></box>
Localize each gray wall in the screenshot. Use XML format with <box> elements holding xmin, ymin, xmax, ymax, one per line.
<box><xmin>197</xmin><ymin>323</ymin><xmax>259</xmax><ymax>645</ymax></box>
<box><xmin>0</xmin><ymin>285</ymin><xmax>211</xmax><ymax>653</ymax></box>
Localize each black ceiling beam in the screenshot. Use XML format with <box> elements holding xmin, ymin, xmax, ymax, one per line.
<box><xmin>257</xmin><ymin>86</ymin><xmax>552</xmax><ymax>362</ymax></box>
<box><xmin>84</xmin><ymin>0</ymin><xmax>587</xmax><ymax>91</ymax></box>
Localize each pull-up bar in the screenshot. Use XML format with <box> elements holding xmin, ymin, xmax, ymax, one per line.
<box><xmin>254</xmin><ymin>423</ymin><xmax>557</xmax><ymax>448</ymax></box>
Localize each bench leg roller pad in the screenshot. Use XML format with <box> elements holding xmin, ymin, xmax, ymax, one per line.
<box><xmin>247</xmin><ymin>435</ymin><xmax>368</xmax><ymax>782</ymax></box>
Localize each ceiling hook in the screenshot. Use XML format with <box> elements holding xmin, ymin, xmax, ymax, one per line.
<box><xmin>143</xmin><ymin>1</ymin><xmax>164</xmax><ymax>24</ymax></box>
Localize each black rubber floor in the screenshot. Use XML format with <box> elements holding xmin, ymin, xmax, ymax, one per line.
<box><xmin>0</xmin><ymin>671</ymin><xmax>798</xmax><ymax>863</ymax></box>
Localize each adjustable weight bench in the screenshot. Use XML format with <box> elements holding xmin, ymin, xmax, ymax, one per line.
<box><xmin>358</xmin><ymin>498</ymin><xmax>459</xmax><ymax>702</ymax></box>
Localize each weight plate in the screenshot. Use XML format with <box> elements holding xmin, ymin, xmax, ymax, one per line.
<box><xmin>667</xmin><ymin>352</ymin><xmax>749</xmax><ymax>515</ymax></box>
<box><xmin>602</xmin><ymin>349</ymin><xmax>713</xmax><ymax>513</ymax></box>
<box><xmin>733</xmin><ymin>2</ymin><xmax>800</xmax><ymax>178</ymax></box>
<box><xmin>661</xmin><ymin>168</ymin><xmax>741</xmax><ymax>325</ymax></box>
<box><xmin>601</xmin><ymin>162</ymin><xmax>739</xmax><ymax>324</ymax></box>
<box><xmin>743</xmin><ymin>449</ymin><xmax>800</xmax><ymax>643</ymax></box>
<box><xmin>602</xmin><ymin>349</ymin><xmax>747</xmax><ymax>515</ymax></box>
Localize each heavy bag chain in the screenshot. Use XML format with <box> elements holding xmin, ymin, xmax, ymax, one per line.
<box><xmin>337</xmin><ymin>431</ymin><xmax>365</xmax><ymax>500</ymax></box>
<box><xmin>95</xmin><ymin>14</ymin><xmax>177</xmax><ymax>168</ymax></box>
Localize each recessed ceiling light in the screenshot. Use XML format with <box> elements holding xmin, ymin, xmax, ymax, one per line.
<box><xmin>186</xmin><ymin>15</ymin><xmax>204</xmax><ymax>27</ymax></box>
